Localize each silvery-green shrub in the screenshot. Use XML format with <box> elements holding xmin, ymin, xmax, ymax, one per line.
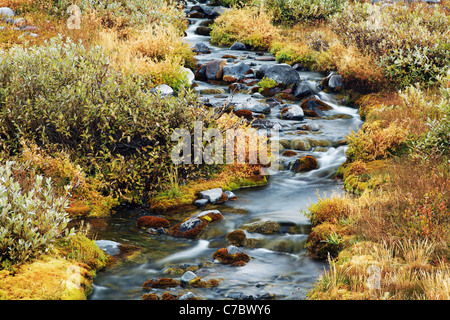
<box><xmin>0</xmin><ymin>161</ymin><xmax>71</xmax><ymax>266</ymax></box>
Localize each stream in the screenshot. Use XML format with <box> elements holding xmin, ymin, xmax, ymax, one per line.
<box><xmin>88</xmin><ymin>0</ymin><xmax>363</xmax><ymax>300</ymax></box>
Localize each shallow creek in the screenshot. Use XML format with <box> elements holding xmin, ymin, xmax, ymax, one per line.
<box><xmin>88</xmin><ymin>1</ymin><xmax>363</xmax><ymax>300</ymax></box>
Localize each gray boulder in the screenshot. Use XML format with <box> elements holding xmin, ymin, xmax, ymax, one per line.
<box><xmin>222</xmin><ymin>62</ymin><xmax>251</xmax><ymax>82</ymax></box>
<box><xmin>261</xmin><ymin>64</ymin><xmax>300</xmax><ymax>87</ymax></box>
<box><xmin>0</xmin><ymin>7</ymin><xmax>14</xmax><ymax>17</ymax></box>
<box><xmin>192</xmin><ymin>42</ymin><xmax>211</xmax><ymax>54</ymax></box>
<box><xmin>229</xmin><ymin>41</ymin><xmax>246</xmax><ymax>50</ymax></box>
<box><xmin>281</xmin><ymin>104</ymin><xmax>304</xmax><ymax>120</ymax></box>
<box><xmin>199</xmin><ymin>188</ymin><xmax>224</xmax><ymax>203</ymax></box>
<box><xmin>180</xmin><ymin>271</ymin><xmax>198</xmax><ymax>285</ymax></box>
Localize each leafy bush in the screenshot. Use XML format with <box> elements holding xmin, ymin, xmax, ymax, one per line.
<box><xmin>38</xmin><ymin>0</ymin><xmax>186</xmax><ymax>30</ymax></box>
<box><xmin>330</xmin><ymin>2</ymin><xmax>450</xmax><ymax>88</ymax></box>
<box><xmin>0</xmin><ymin>161</ymin><xmax>71</xmax><ymax>266</ymax></box>
<box><xmin>266</xmin><ymin>0</ymin><xmax>347</xmax><ymax>25</ymax></box>
<box><xmin>210</xmin><ymin>5</ymin><xmax>279</xmax><ymax>50</ymax></box>
<box><xmin>0</xmin><ymin>36</ymin><xmax>209</xmax><ymax>202</ymax></box>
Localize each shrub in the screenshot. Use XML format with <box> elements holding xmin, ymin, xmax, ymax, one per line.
<box><xmin>0</xmin><ymin>161</ymin><xmax>71</xmax><ymax>266</ymax></box>
<box><xmin>266</xmin><ymin>0</ymin><xmax>347</xmax><ymax>25</ymax></box>
<box><xmin>330</xmin><ymin>2</ymin><xmax>450</xmax><ymax>88</ymax></box>
<box><xmin>210</xmin><ymin>5</ymin><xmax>279</xmax><ymax>50</ymax></box>
<box><xmin>0</xmin><ymin>36</ymin><xmax>210</xmax><ymax>202</ymax></box>
<box><xmin>38</xmin><ymin>0</ymin><xmax>186</xmax><ymax>31</ymax></box>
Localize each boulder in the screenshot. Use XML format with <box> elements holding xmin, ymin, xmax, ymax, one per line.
<box><xmin>205</xmin><ymin>59</ymin><xmax>226</xmax><ymax>81</ymax></box>
<box><xmin>291</xmin><ymin>139</ymin><xmax>311</xmax><ymax>151</ymax></box>
<box><xmin>292</xmin><ymin>82</ymin><xmax>313</xmax><ymax>99</ymax></box>
<box><xmin>0</xmin><ymin>7</ymin><xmax>14</xmax><ymax>17</ymax></box>
<box><xmin>195</xmin><ymin>26</ymin><xmax>211</xmax><ymax>36</ymax></box>
<box><xmin>194</xmin><ymin>199</ymin><xmax>209</xmax><ymax>208</ymax></box>
<box><xmin>328</xmin><ymin>74</ymin><xmax>343</xmax><ymax>91</ymax></box>
<box><xmin>136</xmin><ymin>216</ymin><xmax>170</xmax><ymax>228</ymax></box>
<box><xmin>150</xmin><ymin>84</ymin><xmax>174</xmax><ymax>96</ymax></box>
<box><xmin>168</xmin><ymin>210</ymin><xmax>224</xmax><ymax>239</ymax></box>
<box><xmin>229</xmin><ymin>41</ymin><xmax>247</xmax><ymax>50</ymax></box>
<box><xmin>261</xmin><ymin>64</ymin><xmax>300</xmax><ymax>87</ymax></box>
<box><xmin>235</xmin><ymin>99</ymin><xmax>270</xmax><ymax>114</ymax></box>
<box><xmin>222</xmin><ymin>62</ymin><xmax>251</xmax><ymax>83</ymax></box>
<box><xmin>242</xmin><ymin>219</ymin><xmax>280</xmax><ymax>234</ymax></box>
<box><xmin>291</xmin><ymin>155</ymin><xmax>318</xmax><ymax>172</ymax></box>
<box><xmin>181</xmin><ymin>67</ymin><xmax>195</xmax><ymax>86</ymax></box>
<box><xmin>199</xmin><ymin>188</ymin><xmax>224</xmax><ymax>203</ymax></box>
<box><xmin>192</xmin><ymin>42</ymin><xmax>211</xmax><ymax>54</ymax></box>
<box><xmin>280</xmin><ymin>104</ymin><xmax>304</xmax><ymax>121</ymax></box>
<box><xmin>180</xmin><ymin>271</ymin><xmax>198</xmax><ymax>285</ymax></box>
<box><xmin>206</xmin><ymin>6</ymin><xmax>227</xmax><ymax>19</ymax></box>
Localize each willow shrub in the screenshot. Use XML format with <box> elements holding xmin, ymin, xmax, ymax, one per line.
<box><xmin>35</xmin><ymin>0</ymin><xmax>186</xmax><ymax>31</ymax></box>
<box><xmin>0</xmin><ymin>36</ymin><xmax>211</xmax><ymax>202</ymax></box>
<box><xmin>265</xmin><ymin>0</ymin><xmax>347</xmax><ymax>25</ymax></box>
<box><xmin>330</xmin><ymin>2</ymin><xmax>450</xmax><ymax>88</ymax></box>
<box><xmin>0</xmin><ymin>161</ymin><xmax>71</xmax><ymax>266</ymax></box>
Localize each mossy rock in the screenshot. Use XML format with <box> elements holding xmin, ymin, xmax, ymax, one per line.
<box><xmin>305</xmin><ymin>222</ymin><xmax>349</xmax><ymax>260</ymax></box>
<box><xmin>142</xmin><ymin>278</ymin><xmax>179</xmax><ymax>289</ymax></box>
<box><xmin>212</xmin><ymin>248</ymin><xmax>251</xmax><ymax>266</ymax></box>
<box><xmin>226</xmin><ymin>230</ymin><xmax>247</xmax><ymax>246</ymax></box>
<box><xmin>241</xmin><ymin>219</ymin><xmax>280</xmax><ymax>235</ymax></box>
<box><xmin>291</xmin><ymin>139</ymin><xmax>311</xmax><ymax>151</ymax></box>
<box><xmin>291</xmin><ymin>156</ymin><xmax>318</xmax><ymax>172</ymax></box>
<box><xmin>136</xmin><ymin>216</ymin><xmax>170</xmax><ymax>229</ymax></box>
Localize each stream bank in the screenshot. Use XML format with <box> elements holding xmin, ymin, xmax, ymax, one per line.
<box><xmin>87</xmin><ymin>0</ymin><xmax>363</xmax><ymax>300</ymax></box>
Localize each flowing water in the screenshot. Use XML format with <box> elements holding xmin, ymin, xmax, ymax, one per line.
<box><xmin>88</xmin><ymin>1</ymin><xmax>363</xmax><ymax>300</ymax></box>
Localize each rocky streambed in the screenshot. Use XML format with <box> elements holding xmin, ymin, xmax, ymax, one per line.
<box><xmin>88</xmin><ymin>0</ymin><xmax>363</xmax><ymax>300</ymax></box>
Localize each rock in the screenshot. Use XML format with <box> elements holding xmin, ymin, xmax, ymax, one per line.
<box><xmin>265</xmin><ymin>98</ymin><xmax>282</xmax><ymax>108</ymax></box>
<box><xmin>291</xmin><ymin>155</ymin><xmax>318</xmax><ymax>172</ymax></box>
<box><xmin>291</xmin><ymin>139</ymin><xmax>311</xmax><ymax>151</ymax></box>
<box><xmin>222</xmin><ymin>62</ymin><xmax>251</xmax><ymax>83</ymax></box>
<box><xmin>0</xmin><ymin>7</ymin><xmax>14</xmax><ymax>17</ymax></box>
<box><xmin>226</xmin><ymin>230</ymin><xmax>246</xmax><ymax>246</ymax></box>
<box><xmin>194</xmin><ymin>199</ymin><xmax>209</xmax><ymax>208</ymax></box>
<box><xmin>95</xmin><ymin>240</ymin><xmax>120</xmax><ymax>256</ymax></box>
<box><xmin>196</xmin><ymin>26</ymin><xmax>211</xmax><ymax>36</ymax></box>
<box><xmin>212</xmin><ymin>247</ymin><xmax>251</xmax><ymax>265</ymax></box>
<box><xmin>235</xmin><ymin>99</ymin><xmax>270</xmax><ymax>114</ymax></box>
<box><xmin>242</xmin><ymin>219</ymin><xmax>280</xmax><ymax>234</ymax></box>
<box><xmin>229</xmin><ymin>82</ymin><xmax>248</xmax><ymax>93</ymax></box>
<box><xmin>206</xmin><ymin>6</ymin><xmax>227</xmax><ymax>19</ymax></box>
<box><xmin>199</xmin><ymin>88</ymin><xmax>226</xmax><ymax>95</ymax></box>
<box><xmin>262</xmin><ymin>64</ymin><xmax>300</xmax><ymax>87</ymax></box>
<box><xmin>150</xmin><ymin>84</ymin><xmax>174</xmax><ymax>96</ymax></box>
<box><xmin>180</xmin><ymin>271</ymin><xmax>198</xmax><ymax>285</ymax></box>
<box><xmin>255</xmin><ymin>56</ymin><xmax>276</xmax><ymax>61</ymax></box>
<box><xmin>328</xmin><ymin>74</ymin><xmax>343</xmax><ymax>91</ymax></box>
<box><xmin>143</xmin><ymin>278</ymin><xmax>179</xmax><ymax>289</ymax></box>
<box><xmin>179</xmin><ymin>292</ymin><xmax>198</xmax><ymax>300</ymax></box>
<box><xmin>136</xmin><ymin>216</ymin><xmax>170</xmax><ymax>228</ymax></box>
<box><xmin>229</xmin><ymin>41</ymin><xmax>247</xmax><ymax>50</ymax></box>
<box><xmin>181</xmin><ymin>67</ymin><xmax>195</xmax><ymax>86</ymax></box>
<box><xmin>188</xmin><ymin>11</ymin><xmax>204</xmax><ymax>18</ymax></box>
<box><xmin>227</xmin><ymin>245</ymin><xmax>244</xmax><ymax>255</ymax></box>
<box><xmin>205</xmin><ymin>59</ymin><xmax>226</xmax><ymax>81</ymax></box>
<box><xmin>179</xmin><ymin>218</ymin><xmax>204</xmax><ymax>233</ymax></box>
<box><xmin>251</xmin><ymin>119</ymin><xmax>279</xmax><ymax>129</ymax></box>
<box><xmin>280</xmin><ymin>104</ymin><xmax>304</xmax><ymax>121</ymax></box>
<box><xmin>256</xmin><ymin>64</ymin><xmax>270</xmax><ymax>79</ymax></box>
<box><xmin>199</xmin><ymin>188</ymin><xmax>224</xmax><ymax>203</ymax></box>
<box><xmin>292</xmin><ymin>82</ymin><xmax>313</xmax><ymax>99</ymax></box>
<box><xmin>224</xmin><ymin>190</ymin><xmax>237</xmax><ymax>200</ymax></box>
<box><xmin>251</xmin><ymin>92</ymin><xmax>265</xmax><ymax>99</ymax></box>
<box><xmin>192</xmin><ymin>42</ymin><xmax>211</xmax><ymax>54</ymax></box>
<box><xmin>22</xmin><ymin>26</ymin><xmax>38</xmax><ymax>31</ymax></box>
